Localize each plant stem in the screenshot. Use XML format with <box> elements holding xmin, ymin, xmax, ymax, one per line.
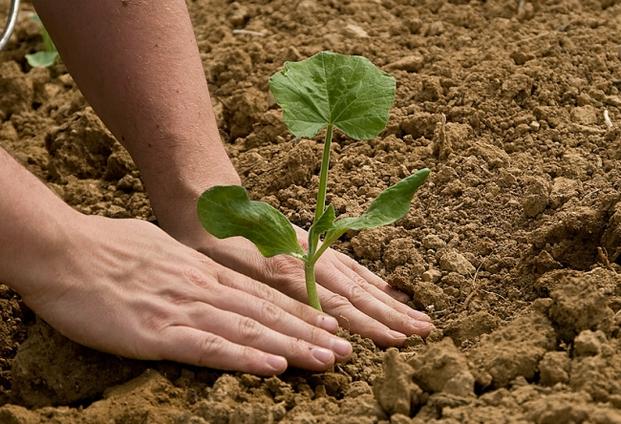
<box><xmin>305</xmin><ymin>124</ymin><xmax>334</xmax><ymax>311</ymax></box>
<box><xmin>314</xmin><ymin>124</ymin><xmax>333</xmax><ymax>223</ymax></box>
<box><xmin>304</xmin><ymin>260</ymin><xmax>322</xmax><ymax>311</ymax></box>
<box><xmin>311</xmin><ymin>229</ymin><xmax>345</xmax><ymax>264</ymax></box>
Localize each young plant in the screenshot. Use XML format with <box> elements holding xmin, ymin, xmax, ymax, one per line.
<box><xmin>197</xmin><ymin>51</ymin><xmax>429</xmax><ymax>311</ymax></box>
<box><xmin>25</xmin><ymin>15</ymin><xmax>58</xmax><ymax>68</ymax></box>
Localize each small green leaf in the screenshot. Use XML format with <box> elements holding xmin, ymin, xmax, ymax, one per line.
<box><xmin>198</xmin><ymin>186</ymin><xmax>304</xmax><ymax>258</ymax></box>
<box><xmin>27</xmin><ymin>15</ymin><xmax>58</xmax><ymax>68</ymax></box>
<box><xmin>269</xmin><ymin>51</ymin><xmax>396</xmax><ymax>140</ymax></box>
<box><xmin>327</xmin><ymin>168</ymin><xmax>430</xmax><ymax>238</ymax></box>
<box><xmin>309</xmin><ymin>204</ymin><xmax>335</xmax><ymax>240</ymax></box>
<box><xmin>26</xmin><ymin>51</ymin><xmax>58</xmax><ymax>68</ymax></box>
<box><xmin>42</xmin><ymin>27</ymin><xmax>57</xmax><ymax>53</ymax></box>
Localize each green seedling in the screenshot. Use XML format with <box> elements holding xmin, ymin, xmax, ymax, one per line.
<box><xmin>198</xmin><ymin>51</ymin><xmax>429</xmax><ymax>311</ymax></box>
<box><xmin>25</xmin><ymin>15</ymin><xmax>58</xmax><ymax>68</ymax></box>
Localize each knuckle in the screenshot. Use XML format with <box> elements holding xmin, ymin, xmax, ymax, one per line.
<box><xmin>259</xmin><ymin>301</ymin><xmax>282</xmax><ymax>327</ymax></box>
<box><xmin>285</xmin><ymin>337</ymin><xmax>305</xmax><ymax>358</ymax></box>
<box><xmin>309</xmin><ymin>324</ymin><xmax>323</xmax><ymax>344</ymax></box>
<box><xmin>347</xmin><ymin>284</ymin><xmax>367</xmax><ymax>305</ymax></box>
<box><xmin>183</xmin><ymin>267</ymin><xmax>210</xmax><ymax>289</ymax></box>
<box><xmin>385</xmin><ymin>309</ymin><xmax>402</xmax><ymax>326</ymax></box>
<box><xmin>160</xmin><ymin>288</ymin><xmax>193</xmax><ymax>306</ymax></box>
<box><xmin>293</xmin><ymin>301</ymin><xmax>314</xmax><ymax>321</ymax></box>
<box><xmin>198</xmin><ymin>335</ymin><xmax>226</xmax><ymax>363</ymax></box>
<box><xmin>325</xmin><ymin>293</ymin><xmax>351</xmax><ymax>311</ymax></box>
<box><xmin>238</xmin><ymin>318</ymin><xmax>263</xmax><ymax>342</ymax></box>
<box><xmin>254</xmin><ymin>283</ymin><xmax>276</xmax><ymax>304</ymax></box>
<box><xmin>352</xmin><ymin>273</ymin><xmax>369</xmax><ymax>288</ymax></box>
<box><xmin>265</xmin><ymin>255</ymin><xmax>304</xmax><ymax>280</ymax></box>
<box><xmin>142</xmin><ymin>313</ymin><xmax>166</xmax><ymax>332</ymax></box>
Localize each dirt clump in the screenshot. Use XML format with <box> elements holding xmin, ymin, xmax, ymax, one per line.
<box><xmin>467</xmin><ymin>307</ymin><xmax>556</xmax><ymax>389</ymax></box>
<box><xmin>536</xmin><ymin>268</ymin><xmax>618</xmax><ymax>341</ymax></box>
<box><xmin>373</xmin><ymin>348</ymin><xmax>421</xmax><ymax>417</ymax></box>
<box><xmin>409</xmin><ymin>338</ymin><xmax>474</xmax><ymax>397</ymax></box>
<box><xmin>10</xmin><ymin>320</ymin><xmax>144</xmax><ymax>407</ymax></box>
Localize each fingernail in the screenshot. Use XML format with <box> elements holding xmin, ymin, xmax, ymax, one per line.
<box><xmin>388</xmin><ymin>330</ymin><xmax>407</xmax><ymax>342</ymax></box>
<box><xmin>389</xmin><ymin>288</ymin><xmax>410</xmax><ymax>301</ymax></box>
<box><xmin>311</xmin><ymin>347</ymin><xmax>335</xmax><ymax>365</ymax></box>
<box><xmin>316</xmin><ymin>315</ymin><xmax>339</xmax><ymax>332</ymax></box>
<box><xmin>331</xmin><ymin>338</ymin><xmax>352</xmax><ymax>358</ymax></box>
<box><xmin>267</xmin><ymin>355</ymin><xmax>287</xmax><ymax>373</ymax></box>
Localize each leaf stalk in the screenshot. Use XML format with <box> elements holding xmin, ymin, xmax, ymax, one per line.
<box><xmin>314</xmin><ymin>123</ymin><xmax>334</xmax><ymax>223</ymax></box>
<box><xmin>305</xmin><ymin>123</ymin><xmax>334</xmax><ymax>310</ymax></box>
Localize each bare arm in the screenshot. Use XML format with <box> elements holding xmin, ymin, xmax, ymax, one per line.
<box><xmin>0</xmin><ymin>149</ymin><xmax>76</xmax><ymax>299</ymax></box>
<box><xmin>33</xmin><ymin>0</ymin><xmax>239</xmax><ymax>239</ymax></box>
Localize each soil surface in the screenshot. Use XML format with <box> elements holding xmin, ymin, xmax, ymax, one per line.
<box><xmin>2</xmin><ymin>0</ymin><xmax>621</xmax><ymax>422</ymax></box>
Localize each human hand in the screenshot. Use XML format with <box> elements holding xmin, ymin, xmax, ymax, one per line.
<box><xmin>192</xmin><ymin>226</ymin><xmax>434</xmax><ymax>347</ymax></box>
<box><xmin>18</xmin><ymin>216</ymin><xmax>352</xmax><ymax>375</ymax></box>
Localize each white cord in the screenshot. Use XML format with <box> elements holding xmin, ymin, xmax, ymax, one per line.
<box><xmin>0</xmin><ymin>0</ymin><xmax>20</xmax><ymax>51</ymax></box>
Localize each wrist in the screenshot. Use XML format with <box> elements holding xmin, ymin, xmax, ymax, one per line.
<box><xmin>145</xmin><ymin>165</ymin><xmax>241</xmax><ymax>246</ymax></box>
<box><xmin>0</xmin><ymin>193</ymin><xmax>85</xmax><ymax>301</ymax></box>
<box><xmin>126</xmin><ymin>130</ymin><xmax>241</xmax><ymax>241</ymax></box>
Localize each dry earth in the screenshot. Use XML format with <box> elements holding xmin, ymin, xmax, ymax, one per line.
<box><xmin>1</xmin><ymin>0</ymin><xmax>621</xmax><ymax>422</ymax></box>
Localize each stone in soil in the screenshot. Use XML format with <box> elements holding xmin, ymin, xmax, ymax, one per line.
<box><xmin>438</xmin><ymin>249</ymin><xmax>476</xmax><ymax>276</ymax></box>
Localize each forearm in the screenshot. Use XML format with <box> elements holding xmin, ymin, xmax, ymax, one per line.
<box><xmin>32</xmin><ymin>0</ymin><xmax>240</xmax><ymax>235</ymax></box>
<box><xmin>0</xmin><ymin>149</ymin><xmax>80</xmax><ymax>298</ymax></box>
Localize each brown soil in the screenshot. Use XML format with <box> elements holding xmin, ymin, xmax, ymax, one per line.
<box><xmin>2</xmin><ymin>0</ymin><xmax>621</xmax><ymax>422</ymax></box>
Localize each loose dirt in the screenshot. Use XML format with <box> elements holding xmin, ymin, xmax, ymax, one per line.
<box><xmin>1</xmin><ymin>0</ymin><xmax>621</xmax><ymax>422</ymax></box>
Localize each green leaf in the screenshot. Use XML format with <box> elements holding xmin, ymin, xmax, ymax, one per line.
<box><xmin>42</xmin><ymin>27</ymin><xmax>57</xmax><ymax>53</ymax></box>
<box><xmin>327</xmin><ymin>168</ymin><xmax>430</xmax><ymax>238</ymax></box>
<box><xmin>27</xmin><ymin>14</ymin><xmax>58</xmax><ymax>68</ymax></box>
<box><xmin>197</xmin><ymin>186</ymin><xmax>304</xmax><ymax>258</ymax></box>
<box><xmin>269</xmin><ymin>51</ymin><xmax>396</xmax><ymax>140</ymax></box>
<box><xmin>26</xmin><ymin>51</ymin><xmax>58</xmax><ymax>68</ymax></box>
<box><xmin>309</xmin><ymin>204</ymin><xmax>335</xmax><ymax>240</ymax></box>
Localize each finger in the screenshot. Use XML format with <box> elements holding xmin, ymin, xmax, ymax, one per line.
<box><xmin>333</xmin><ymin>251</ymin><xmax>410</xmax><ymax>302</ymax></box>
<box><xmin>183</xmin><ymin>303</ymin><xmax>337</xmax><ymax>371</ymax></box>
<box><xmin>158</xmin><ymin>325</ymin><xmax>287</xmax><ymax>376</ymax></box>
<box><xmin>209</xmin><ymin>282</ymin><xmax>352</xmax><ymax>361</ymax></box>
<box><xmin>245</xmin><ymin>257</ymin><xmax>410</xmax><ymax>346</ymax></box>
<box><xmin>317</xmin><ymin>263</ymin><xmax>434</xmax><ymax>338</ymax></box>
<box><xmin>363</xmin><ymin>280</ymin><xmax>433</xmax><ymax>323</ymax></box>
<box><xmin>333</xmin><ymin>256</ymin><xmax>433</xmax><ymax>323</ymax></box>
<box><xmin>214</xmin><ymin>264</ymin><xmax>340</xmax><ymax>334</ymax></box>
<box><xmin>316</xmin><ymin>285</ymin><xmax>407</xmax><ymax>347</ymax></box>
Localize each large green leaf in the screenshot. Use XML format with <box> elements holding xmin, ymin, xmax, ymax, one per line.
<box><xmin>325</xmin><ymin>168</ymin><xmax>430</xmax><ymax>240</ymax></box>
<box><xmin>197</xmin><ymin>186</ymin><xmax>304</xmax><ymax>258</ymax></box>
<box><xmin>269</xmin><ymin>51</ymin><xmax>396</xmax><ymax>140</ymax></box>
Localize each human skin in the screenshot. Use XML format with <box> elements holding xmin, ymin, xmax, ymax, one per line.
<box><xmin>0</xmin><ymin>148</ymin><xmax>353</xmax><ymax>375</ymax></box>
<box><xmin>21</xmin><ymin>0</ymin><xmax>434</xmax><ymax>371</ymax></box>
